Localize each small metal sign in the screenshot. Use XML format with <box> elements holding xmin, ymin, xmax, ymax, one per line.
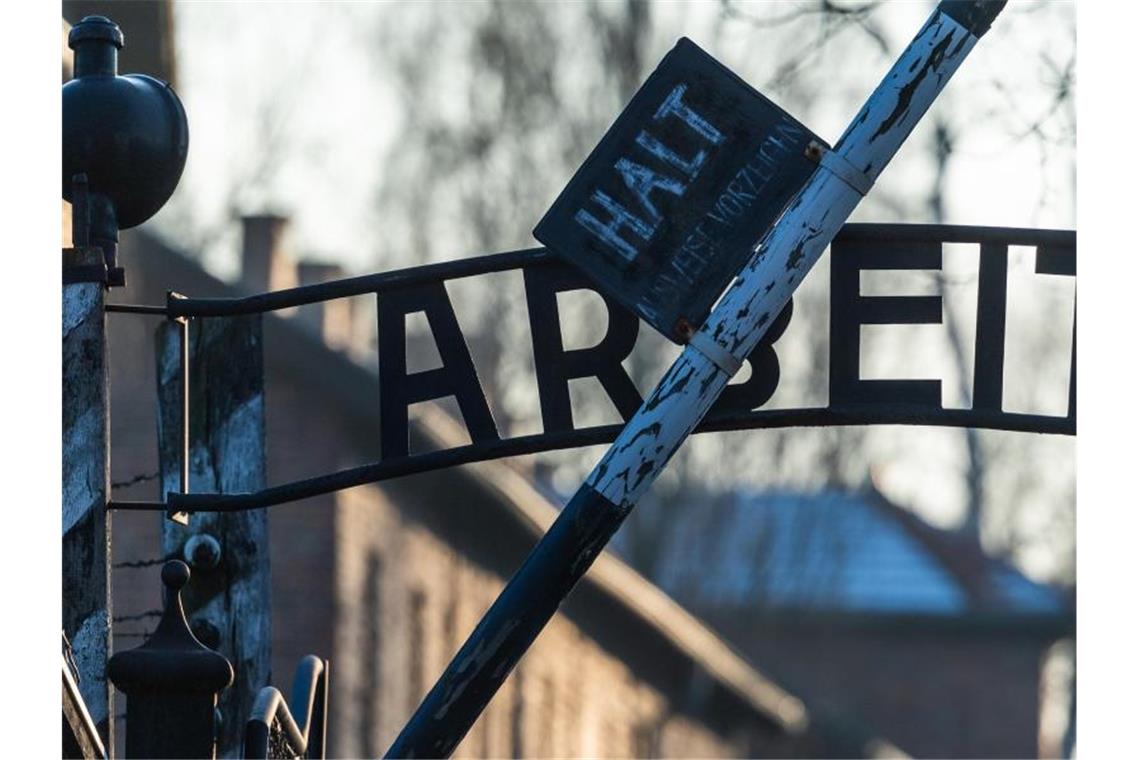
<box><xmin>534</xmin><ymin>37</ymin><xmax>826</xmax><ymax>342</ymax></box>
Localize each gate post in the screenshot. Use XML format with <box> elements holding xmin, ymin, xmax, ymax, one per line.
<box><xmin>109</xmin><ymin>561</ymin><xmax>234</xmax><ymax>758</ymax></box>
<box><xmin>63</xmin><ymin>243</ymin><xmax>112</xmax><ymax>750</ymax></box>
<box><xmin>156</xmin><ymin>315</ymin><xmax>270</xmax><ymax>758</ymax></box>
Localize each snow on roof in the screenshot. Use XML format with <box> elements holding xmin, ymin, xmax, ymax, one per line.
<box><xmin>648</xmin><ymin>488</ymin><xmax>1065</xmax><ymax>616</ymax></box>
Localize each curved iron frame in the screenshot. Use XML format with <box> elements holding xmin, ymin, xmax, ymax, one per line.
<box><xmin>106</xmin><ymin>223</ymin><xmax>1075</xmax><ymax>515</ymax></box>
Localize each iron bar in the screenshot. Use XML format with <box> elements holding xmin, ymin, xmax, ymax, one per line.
<box><xmin>834</xmin><ymin>223</ymin><xmax>1072</xmax><ymax>245</ymax></box>
<box><xmin>98</xmin><ymin>225</ymin><xmax>1073</xmax><ymax>318</ymax></box>
<box><xmin>107</xmin><ymin>500</ymin><xmax>168</xmax><ymax>511</ymax></box>
<box><xmin>386</xmin><ymin>3</ymin><xmax>1008</xmax><ymax>756</ymax></box>
<box><xmin>101</xmin><ymin>403</ymin><xmax>1069</xmax><ymax>514</ymax></box>
<box><xmin>104</xmin><ymin>303</ymin><xmax>169</xmax><ymax>315</ymax></box>
<box><xmin>169</xmin><ymin>247</ymin><xmax>551</xmax><ymax>317</ymax></box>
<box><xmin>178</xmin><ymin>311</ymin><xmax>189</xmax><ymax>497</ymax></box>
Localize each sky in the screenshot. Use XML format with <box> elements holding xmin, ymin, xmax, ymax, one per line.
<box><xmin>156</xmin><ymin>1</ymin><xmax>1074</xmax><ymax>275</ymax></box>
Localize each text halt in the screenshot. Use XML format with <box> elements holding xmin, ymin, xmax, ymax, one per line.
<box><xmin>534</xmin><ymin>37</ymin><xmax>825</xmax><ymax>342</ymax></box>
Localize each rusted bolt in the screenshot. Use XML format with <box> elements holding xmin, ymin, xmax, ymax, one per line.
<box><xmin>673</xmin><ymin>318</ymin><xmax>696</xmax><ymax>342</ymax></box>
<box><xmin>804</xmin><ymin>141</ymin><xmax>825</xmax><ymax>162</ymax></box>
<box><xmin>184</xmin><ymin>533</ymin><xmax>222</xmax><ymax>571</ymax></box>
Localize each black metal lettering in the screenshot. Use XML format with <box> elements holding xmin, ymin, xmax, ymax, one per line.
<box><xmin>523</xmin><ymin>261</ymin><xmax>643</xmax><ymax>434</ymax></box>
<box><xmin>972</xmin><ymin>243</ymin><xmax>1009</xmax><ymax>412</ymax></box>
<box><xmin>830</xmin><ymin>239</ymin><xmax>943</xmax><ymax>408</ymax></box>
<box><xmin>377</xmin><ymin>282</ymin><xmax>499</xmax><ymax>458</ymax></box>
<box><xmin>1035</xmin><ymin>242</ymin><xmax>1076</xmax><ymax>423</ymax></box>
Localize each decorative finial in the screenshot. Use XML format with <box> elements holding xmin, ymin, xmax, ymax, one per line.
<box><xmin>108</xmin><ymin>561</ymin><xmax>233</xmax><ymax>758</ymax></box>
<box><xmin>62</xmin><ymin>15</ymin><xmax>189</xmax><ymax>287</ymax></box>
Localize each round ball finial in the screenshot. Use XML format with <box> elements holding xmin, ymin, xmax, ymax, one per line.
<box><xmin>62</xmin><ymin>14</ymin><xmax>189</xmax><ymax>232</ymax></box>
<box><xmin>161</xmin><ymin>559</ymin><xmax>191</xmax><ymax>593</ymax></box>
<box><xmin>68</xmin><ymin>16</ymin><xmax>124</xmax><ymax>50</ymax></box>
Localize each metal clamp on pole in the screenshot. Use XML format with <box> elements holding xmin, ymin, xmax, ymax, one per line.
<box><xmin>688</xmin><ymin>331</ymin><xmax>743</xmax><ymax>377</ymax></box>
<box><xmin>809</xmin><ymin>141</ymin><xmax>874</xmax><ymax>197</ymax></box>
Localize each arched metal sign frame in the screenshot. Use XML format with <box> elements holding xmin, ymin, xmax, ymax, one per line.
<box><xmin>106</xmin><ymin>222</ymin><xmax>1075</xmax><ymax>516</ymax></box>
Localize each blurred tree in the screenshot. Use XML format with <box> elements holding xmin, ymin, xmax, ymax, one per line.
<box><xmin>150</xmin><ymin>1</ymin><xmax>1074</xmax><ymax>586</ymax></box>
<box><xmin>368</xmin><ymin>0</ymin><xmax>1075</xmax><ymax>585</ymax></box>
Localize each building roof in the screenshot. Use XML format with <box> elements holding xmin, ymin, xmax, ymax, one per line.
<box><xmin>652</xmin><ymin>485</ymin><xmax>1068</xmax><ymax>617</ymax></box>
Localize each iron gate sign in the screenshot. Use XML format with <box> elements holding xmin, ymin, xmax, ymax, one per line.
<box><xmin>106</xmin><ymin>224</ymin><xmax>1075</xmax><ymax>516</ymax></box>
<box><xmin>534</xmin><ymin>37</ymin><xmax>825</xmax><ymax>342</ymax></box>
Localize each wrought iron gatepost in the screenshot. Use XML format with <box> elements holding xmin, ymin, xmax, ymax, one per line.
<box><xmin>109</xmin><ymin>561</ymin><xmax>234</xmax><ymax>759</ymax></box>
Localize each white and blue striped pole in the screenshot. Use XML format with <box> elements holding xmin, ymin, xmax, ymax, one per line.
<box><xmin>387</xmin><ymin>2</ymin><xmax>1006</xmax><ymax>756</ymax></box>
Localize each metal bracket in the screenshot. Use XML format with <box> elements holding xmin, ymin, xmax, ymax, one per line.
<box><xmin>68</xmin><ymin>174</ymin><xmax>125</xmax><ymax>287</ymax></box>
<box><xmin>807</xmin><ymin>141</ymin><xmax>874</xmax><ymax>197</ymax></box>
<box><xmin>688</xmin><ymin>330</ymin><xmax>744</xmax><ymax>376</ymax></box>
<box><xmin>169</xmin><ymin>294</ymin><xmax>191</xmax><ymax>526</ymax></box>
<box><xmin>62</xmin><ymin>249</ymin><xmax>108</xmax><ymax>285</ymax></box>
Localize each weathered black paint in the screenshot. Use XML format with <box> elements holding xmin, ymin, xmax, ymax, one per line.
<box><xmin>533</xmin><ymin>37</ymin><xmax>824</xmax><ymax>342</ymax></box>
<box><xmin>709</xmin><ymin>299</ymin><xmax>792</xmax><ymax>417</ymax></box>
<box><xmin>384</xmin><ymin>484</ymin><xmax>628</xmax><ymax>758</ymax></box>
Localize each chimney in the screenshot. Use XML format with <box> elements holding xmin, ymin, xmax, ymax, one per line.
<box><xmin>241</xmin><ymin>214</ymin><xmax>297</xmax><ymax>293</ymax></box>
<box><xmin>297</xmin><ymin>261</ymin><xmax>356</xmax><ymax>351</ymax></box>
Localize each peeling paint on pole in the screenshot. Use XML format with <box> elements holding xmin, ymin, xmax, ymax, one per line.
<box><xmin>388</xmin><ymin>3</ymin><xmax>1006</xmax><ymax>756</ymax></box>
<box><xmin>590</xmin><ymin>9</ymin><xmax>981</xmax><ymax>509</ymax></box>
<box><xmin>62</xmin><ymin>245</ymin><xmax>112</xmax><ymax>749</ymax></box>
<box><xmin>157</xmin><ymin>315</ymin><xmax>269</xmax><ymax>758</ymax></box>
